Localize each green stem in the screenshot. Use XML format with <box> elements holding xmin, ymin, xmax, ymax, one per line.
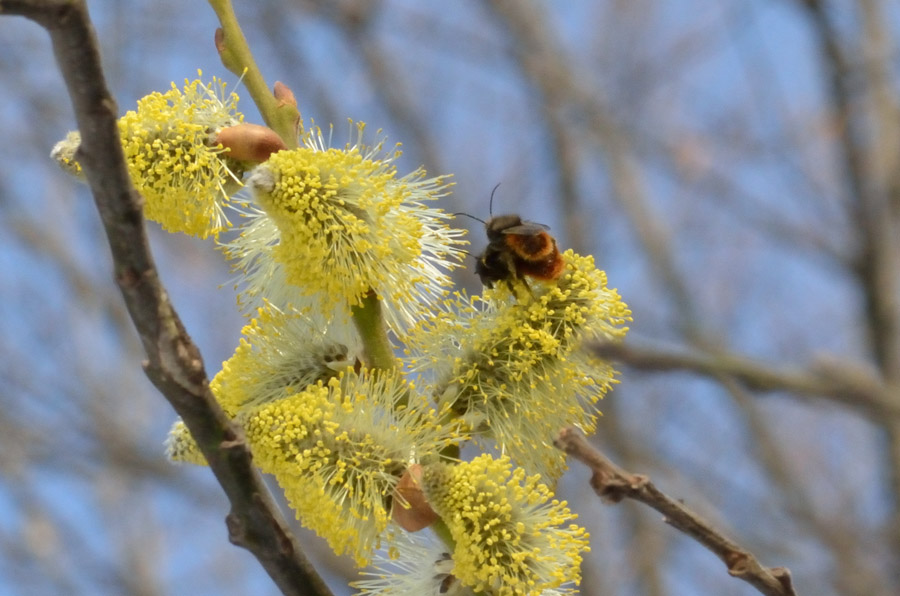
<box><xmin>351</xmin><ymin>290</ymin><xmax>397</xmax><ymax>371</ymax></box>
<box><xmin>431</xmin><ymin>518</ymin><xmax>455</xmax><ymax>552</ymax></box>
<box><xmin>207</xmin><ymin>0</ymin><xmax>300</xmax><ymax>148</ymax></box>
<box><xmin>439</xmin><ymin>442</ymin><xmax>461</xmax><ymax>460</ymax></box>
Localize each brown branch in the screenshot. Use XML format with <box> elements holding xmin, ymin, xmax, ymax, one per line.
<box><xmin>802</xmin><ymin>0</ymin><xmax>900</xmax><ymax>381</ymax></box>
<box><xmin>0</xmin><ymin>1</ymin><xmax>331</xmax><ymax>594</ymax></box>
<box><xmin>555</xmin><ymin>427</ymin><xmax>798</xmax><ymax>596</ymax></box>
<box><xmin>801</xmin><ymin>1</ymin><xmax>900</xmax><ymax>575</ymax></box>
<box><xmin>591</xmin><ymin>338</ymin><xmax>900</xmax><ymax>421</ymax></box>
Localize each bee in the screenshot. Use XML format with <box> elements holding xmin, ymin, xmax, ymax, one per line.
<box><xmin>476</xmin><ymin>214</ymin><xmax>565</xmax><ymax>289</ymax></box>
<box><xmin>458</xmin><ymin>185</ymin><xmax>565</xmax><ymax>290</ymax></box>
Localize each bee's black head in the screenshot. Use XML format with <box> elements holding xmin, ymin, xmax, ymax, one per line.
<box><xmin>485</xmin><ymin>214</ymin><xmax>524</xmax><ymax>239</ymax></box>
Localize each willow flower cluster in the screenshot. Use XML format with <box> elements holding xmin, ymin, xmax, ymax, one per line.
<box><xmin>243</xmin><ymin>369</ymin><xmax>458</xmax><ymax>565</ymax></box>
<box><xmin>223</xmin><ymin>122</ymin><xmax>467</xmax><ymax>330</ymax></box>
<box><xmin>55</xmin><ymin>74</ymin><xmax>630</xmax><ymax>595</ymax></box>
<box><xmin>406</xmin><ymin>251</ymin><xmax>630</xmax><ymax>481</ymax></box>
<box><xmin>53</xmin><ymin>74</ymin><xmax>246</xmax><ymax>238</ymax></box>
<box><xmin>420</xmin><ymin>454</ymin><xmax>589</xmax><ymax>595</ymax></box>
<box><xmin>165</xmin><ymin>303</ymin><xmax>357</xmax><ymax>465</ymax></box>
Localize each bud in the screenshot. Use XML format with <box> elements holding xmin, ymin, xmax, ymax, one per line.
<box><xmin>216</xmin><ymin>123</ymin><xmax>286</xmax><ymax>162</ymax></box>
<box><xmin>274</xmin><ymin>81</ymin><xmax>298</xmax><ymax>108</ymax></box>
<box><xmin>392</xmin><ymin>464</ymin><xmax>439</xmax><ymax>532</ymax></box>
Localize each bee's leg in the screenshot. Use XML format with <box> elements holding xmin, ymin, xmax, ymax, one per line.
<box><xmin>506</xmin><ymin>276</ymin><xmax>534</xmax><ymax>299</ymax></box>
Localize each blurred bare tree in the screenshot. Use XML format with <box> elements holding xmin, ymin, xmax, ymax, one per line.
<box><xmin>1</xmin><ymin>1</ymin><xmax>898</xmax><ymax>595</ymax></box>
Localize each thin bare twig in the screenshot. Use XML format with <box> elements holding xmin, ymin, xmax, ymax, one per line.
<box><xmin>801</xmin><ymin>0</ymin><xmax>900</xmax><ymax>382</ymax></box>
<box><xmin>555</xmin><ymin>427</ymin><xmax>798</xmax><ymax>596</ymax></box>
<box><xmin>801</xmin><ymin>2</ymin><xmax>900</xmax><ymax>576</ymax></box>
<box><xmin>0</xmin><ymin>1</ymin><xmax>331</xmax><ymax>594</ymax></box>
<box><xmin>591</xmin><ymin>338</ymin><xmax>900</xmax><ymax>421</ymax></box>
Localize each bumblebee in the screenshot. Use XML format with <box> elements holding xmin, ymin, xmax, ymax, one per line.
<box><xmin>475</xmin><ymin>214</ymin><xmax>564</xmax><ymax>289</ymax></box>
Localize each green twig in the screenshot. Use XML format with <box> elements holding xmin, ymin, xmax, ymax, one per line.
<box><xmin>208</xmin><ymin>0</ymin><xmax>300</xmax><ymax>148</ymax></box>
<box><xmin>430</xmin><ymin>518</ymin><xmax>456</xmax><ymax>553</ymax></box>
<box><xmin>352</xmin><ymin>290</ymin><xmax>398</xmax><ymax>371</ymax></box>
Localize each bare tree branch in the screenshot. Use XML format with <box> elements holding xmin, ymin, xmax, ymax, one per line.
<box><xmin>555</xmin><ymin>427</ymin><xmax>798</xmax><ymax>596</ymax></box>
<box><xmin>0</xmin><ymin>1</ymin><xmax>331</xmax><ymax>594</ymax></box>
<box><xmin>801</xmin><ymin>0</ymin><xmax>900</xmax><ymax>381</ymax></box>
<box><xmin>591</xmin><ymin>338</ymin><xmax>900</xmax><ymax>420</ymax></box>
<box><xmin>801</xmin><ymin>2</ymin><xmax>900</xmax><ymax>572</ymax></box>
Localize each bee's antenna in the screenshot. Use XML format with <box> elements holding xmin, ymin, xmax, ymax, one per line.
<box><xmin>452</xmin><ymin>212</ymin><xmax>487</xmax><ymax>226</ymax></box>
<box><xmin>488</xmin><ymin>182</ymin><xmax>502</xmax><ymax>217</ymax></box>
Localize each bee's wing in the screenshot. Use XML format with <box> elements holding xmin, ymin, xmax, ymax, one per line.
<box><xmin>501</xmin><ymin>222</ymin><xmax>550</xmax><ymax>235</ymax></box>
